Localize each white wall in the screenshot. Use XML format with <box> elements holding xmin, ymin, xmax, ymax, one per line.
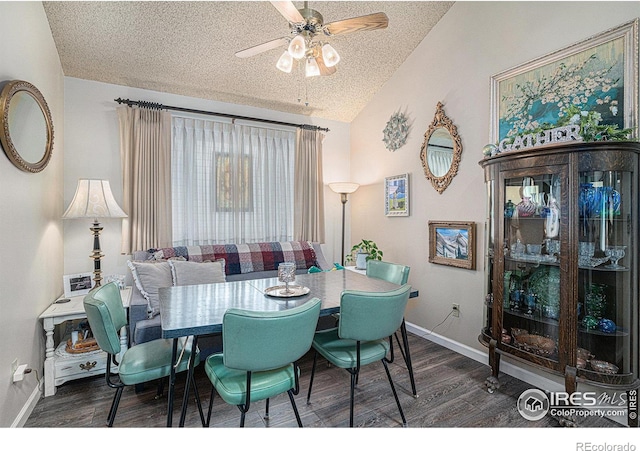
<box><xmin>350</xmin><ymin>2</ymin><xmax>640</xmax><ymax>356</ymax></box>
<box><xmin>63</xmin><ymin>78</ymin><xmax>351</xmax><ymax>278</ymax></box>
<box><xmin>0</xmin><ymin>2</ymin><xmax>65</xmax><ymax>427</ymax></box>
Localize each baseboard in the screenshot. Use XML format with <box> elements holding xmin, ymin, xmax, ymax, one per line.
<box><xmin>11</xmin><ymin>380</ymin><xmax>42</xmax><ymax>428</ymax></box>
<box><xmin>405</xmin><ymin>321</ymin><xmax>565</xmax><ymax>393</ymax></box>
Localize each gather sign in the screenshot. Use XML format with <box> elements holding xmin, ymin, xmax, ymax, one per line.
<box><xmin>498</xmin><ymin>124</ymin><xmax>583</xmax><ymax>153</ymax></box>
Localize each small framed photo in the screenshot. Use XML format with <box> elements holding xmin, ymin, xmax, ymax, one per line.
<box><xmin>384</xmin><ymin>173</ymin><xmax>409</xmax><ymax>217</ymax></box>
<box><xmin>63</xmin><ymin>273</ymin><xmax>95</xmax><ymax>298</ymax></box>
<box><xmin>428</xmin><ymin>221</ymin><xmax>476</xmax><ymax>270</ymax></box>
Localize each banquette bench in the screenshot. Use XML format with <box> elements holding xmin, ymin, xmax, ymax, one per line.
<box><xmin>127</xmin><ymin>241</ymin><xmax>332</xmax><ymax>347</ymax></box>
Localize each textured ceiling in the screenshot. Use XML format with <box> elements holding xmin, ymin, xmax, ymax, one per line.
<box><xmin>43</xmin><ymin>1</ymin><xmax>454</xmax><ymax>122</ymax></box>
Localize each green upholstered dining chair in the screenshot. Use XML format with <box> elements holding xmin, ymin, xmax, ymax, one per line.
<box><xmin>204</xmin><ymin>297</ymin><xmax>321</xmax><ymax>427</ymax></box>
<box><xmin>306</xmin><ymin>285</ymin><xmax>412</xmax><ymax>427</ymax></box>
<box><xmin>83</xmin><ymin>282</ymin><xmax>203</xmax><ymax>427</ymax></box>
<box><xmin>365</xmin><ymin>259</ymin><xmax>417</xmax><ymax>397</ymax></box>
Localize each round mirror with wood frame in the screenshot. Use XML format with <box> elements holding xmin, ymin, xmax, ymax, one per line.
<box><xmin>0</xmin><ymin>80</ymin><xmax>54</xmax><ymax>173</ymax></box>
<box><xmin>420</xmin><ymin>102</ymin><xmax>462</xmax><ymax>194</ymax></box>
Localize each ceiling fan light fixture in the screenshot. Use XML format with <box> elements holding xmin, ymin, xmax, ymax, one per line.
<box><xmin>276</xmin><ymin>51</ymin><xmax>294</xmax><ymax>73</ymax></box>
<box><xmin>288</xmin><ymin>35</ymin><xmax>307</xmax><ymax>59</ymax></box>
<box><xmin>305</xmin><ymin>57</ymin><xmax>320</xmax><ymax>77</ymax></box>
<box><xmin>321</xmin><ymin>43</ymin><xmax>340</xmax><ymax>67</ymax></box>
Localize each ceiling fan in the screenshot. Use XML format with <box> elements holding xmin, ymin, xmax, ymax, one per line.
<box><xmin>236</xmin><ymin>1</ymin><xmax>389</xmax><ymax>77</ymax></box>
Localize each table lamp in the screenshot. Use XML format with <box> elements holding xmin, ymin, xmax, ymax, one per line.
<box><xmin>329</xmin><ymin>182</ymin><xmax>359</xmax><ymax>265</ymax></box>
<box><xmin>63</xmin><ymin>179</ymin><xmax>127</xmax><ymax>287</ymax></box>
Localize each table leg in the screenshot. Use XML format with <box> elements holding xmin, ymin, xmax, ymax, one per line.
<box><xmin>166</xmin><ymin>338</ymin><xmax>178</xmax><ymax>427</ymax></box>
<box><xmin>399</xmin><ymin>319</ymin><xmax>418</xmax><ymax>397</ymax></box>
<box><xmin>179</xmin><ymin>335</ymin><xmax>200</xmax><ymax>427</ymax></box>
<box><xmin>43</xmin><ymin>318</ymin><xmax>56</xmax><ymax>397</ymax></box>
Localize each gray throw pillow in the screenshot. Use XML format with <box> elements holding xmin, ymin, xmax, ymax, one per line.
<box><xmin>169</xmin><ymin>259</ymin><xmax>226</xmax><ymax>286</ymax></box>
<box><xmin>127</xmin><ymin>260</ymin><xmax>173</xmax><ymax>318</ymax></box>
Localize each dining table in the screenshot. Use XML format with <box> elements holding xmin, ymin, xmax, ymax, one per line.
<box><xmin>158</xmin><ymin>268</ymin><xmax>418</xmax><ymax>427</ymax></box>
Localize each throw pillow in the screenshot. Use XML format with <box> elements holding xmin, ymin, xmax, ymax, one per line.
<box><xmin>127</xmin><ymin>260</ymin><xmax>173</xmax><ymax>318</ymax></box>
<box><xmin>169</xmin><ymin>259</ymin><xmax>226</xmax><ymax>286</ymax></box>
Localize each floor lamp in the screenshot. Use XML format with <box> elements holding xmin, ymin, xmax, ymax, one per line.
<box><xmin>63</xmin><ymin>179</ymin><xmax>127</xmax><ymax>288</ymax></box>
<box><xmin>329</xmin><ymin>182</ymin><xmax>359</xmax><ymax>265</ymax></box>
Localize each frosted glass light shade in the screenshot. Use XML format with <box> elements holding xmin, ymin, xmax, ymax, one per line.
<box><xmin>276</xmin><ymin>51</ymin><xmax>294</xmax><ymax>73</ymax></box>
<box><xmin>63</xmin><ymin>179</ymin><xmax>127</xmax><ymax>219</ymax></box>
<box><xmin>305</xmin><ymin>57</ymin><xmax>320</xmax><ymax>77</ymax></box>
<box><xmin>321</xmin><ymin>44</ymin><xmax>340</xmax><ymax>67</ymax></box>
<box><xmin>288</xmin><ymin>35</ymin><xmax>306</xmax><ymax>59</ymax></box>
<box><xmin>329</xmin><ymin>182</ymin><xmax>359</xmax><ymax>194</ymax></box>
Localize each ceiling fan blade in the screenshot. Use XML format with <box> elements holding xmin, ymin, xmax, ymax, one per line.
<box><xmin>324</xmin><ymin>12</ymin><xmax>389</xmax><ymax>36</ymax></box>
<box><xmin>235</xmin><ymin>37</ymin><xmax>288</xmax><ymax>58</ymax></box>
<box><xmin>270</xmin><ymin>1</ymin><xmax>304</xmax><ymax>23</ymax></box>
<box><xmin>316</xmin><ymin>55</ymin><xmax>337</xmax><ymax>76</ymax></box>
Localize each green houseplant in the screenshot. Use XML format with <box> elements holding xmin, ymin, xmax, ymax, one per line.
<box><xmin>346</xmin><ymin>239</ymin><xmax>383</xmax><ymax>269</ymax></box>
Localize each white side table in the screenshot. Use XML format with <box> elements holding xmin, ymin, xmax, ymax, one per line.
<box><xmin>39</xmin><ymin>287</ymin><xmax>131</xmax><ymax>397</ymax></box>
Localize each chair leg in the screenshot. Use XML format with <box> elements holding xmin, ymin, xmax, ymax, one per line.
<box><xmin>155</xmin><ymin>378</ymin><xmax>165</xmax><ymax>399</ymax></box>
<box><xmin>205</xmin><ymin>386</ymin><xmax>215</xmax><ymax>427</ymax></box>
<box><xmin>306</xmin><ymin>351</ymin><xmax>318</xmax><ymax>404</ymax></box>
<box><xmin>349</xmin><ymin>368</ymin><xmax>357</xmax><ymax>427</ymax></box>
<box><xmin>265</xmin><ymin>398</ymin><xmax>270</xmax><ymax>420</ymax></box>
<box><xmin>381</xmin><ymin>358</ymin><xmax>407</xmax><ymax>427</ymax></box>
<box><xmin>107</xmin><ymin>386</ymin><xmax>124</xmax><ymax>427</ymax></box>
<box><xmin>287</xmin><ymin>389</ymin><xmax>303</xmax><ymax>427</ymax></box>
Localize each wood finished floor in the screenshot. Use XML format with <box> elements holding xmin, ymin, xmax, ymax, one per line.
<box><xmin>25</xmin><ymin>333</ymin><xmax>623</xmax><ymax>428</ymax></box>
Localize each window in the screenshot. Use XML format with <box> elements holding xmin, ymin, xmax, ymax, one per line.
<box><xmin>171</xmin><ymin>116</ymin><xmax>296</xmax><ymax>245</ymax></box>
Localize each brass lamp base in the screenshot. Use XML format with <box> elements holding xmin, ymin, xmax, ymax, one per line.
<box><xmin>90</xmin><ymin>220</ymin><xmax>104</xmax><ymax>287</ymax></box>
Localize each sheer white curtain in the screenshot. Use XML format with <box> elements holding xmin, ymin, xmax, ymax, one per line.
<box><xmin>171</xmin><ymin>117</ymin><xmax>296</xmax><ymax>245</ymax></box>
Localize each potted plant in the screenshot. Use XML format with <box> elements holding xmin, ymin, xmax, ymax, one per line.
<box><xmin>346</xmin><ymin>239</ymin><xmax>383</xmax><ymax>269</ymax></box>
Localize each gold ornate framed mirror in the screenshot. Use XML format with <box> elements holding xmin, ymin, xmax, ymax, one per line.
<box><xmin>0</xmin><ymin>80</ymin><xmax>54</xmax><ymax>173</ymax></box>
<box><xmin>419</xmin><ymin>102</ymin><xmax>462</xmax><ymax>194</ymax></box>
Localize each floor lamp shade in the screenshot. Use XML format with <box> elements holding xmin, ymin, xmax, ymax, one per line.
<box><xmin>63</xmin><ymin>179</ymin><xmax>127</xmax><ymax>287</ymax></box>
<box><xmin>329</xmin><ymin>182</ymin><xmax>359</xmax><ymax>265</ymax></box>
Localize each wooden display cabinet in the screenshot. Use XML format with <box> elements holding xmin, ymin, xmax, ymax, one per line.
<box><xmin>479</xmin><ymin>141</ymin><xmax>639</xmax><ymax>394</ymax></box>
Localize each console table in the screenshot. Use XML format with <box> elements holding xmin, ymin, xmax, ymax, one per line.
<box><xmin>39</xmin><ymin>287</ymin><xmax>131</xmax><ymax>396</ymax></box>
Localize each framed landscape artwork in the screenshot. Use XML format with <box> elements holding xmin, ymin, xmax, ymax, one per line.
<box><xmin>490</xmin><ymin>19</ymin><xmax>638</xmax><ymax>145</ymax></box>
<box><xmin>384</xmin><ymin>173</ymin><xmax>409</xmax><ymax>216</ymax></box>
<box><xmin>428</xmin><ymin>221</ymin><xmax>475</xmax><ymax>270</ymax></box>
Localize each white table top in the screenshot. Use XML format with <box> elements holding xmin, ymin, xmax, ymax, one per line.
<box><xmin>40</xmin><ymin>287</ymin><xmax>132</xmax><ymax>319</ymax></box>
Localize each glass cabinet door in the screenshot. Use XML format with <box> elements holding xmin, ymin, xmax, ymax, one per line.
<box><xmin>501</xmin><ymin>169</ymin><xmax>565</xmax><ymax>367</ymax></box>
<box><xmin>577</xmin><ymin>169</ymin><xmax>634</xmax><ymax>381</ymax></box>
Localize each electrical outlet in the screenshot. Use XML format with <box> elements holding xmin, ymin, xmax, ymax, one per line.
<box><xmin>11</xmin><ymin>358</ymin><xmax>18</xmax><ymax>376</ymax></box>
<box><xmin>452</xmin><ymin>303</ymin><xmax>460</xmax><ymax>317</ymax></box>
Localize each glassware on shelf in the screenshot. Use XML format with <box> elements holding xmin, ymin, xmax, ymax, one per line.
<box><xmin>545</xmin><ymin>239</ymin><xmax>559</xmax><ymax>255</ymax></box>
<box><xmin>585</xmin><ymin>283</ymin><xmax>607</xmax><ymax>318</ymax></box>
<box><xmin>604</xmin><ymin>245</ymin><xmax>626</xmax><ymax>269</ymax></box>
<box><xmin>504</xmin><ymin>200</ymin><xmax>515</xmax><ymax>218</ymax></box>
<box><xmin>277</xmin><ymin>262</ymin><xmax>296</xmax><ymax>295</ymax></box>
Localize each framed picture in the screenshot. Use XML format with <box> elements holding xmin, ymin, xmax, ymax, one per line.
<box><xmin>384</xmin><ymin>173</ymin><xmax>409</xmax><ymax>216</ymax></box>
<box><xmin>490</xmin><ymin>19</ymin><xmax>638</xmax><ymax>145</ymax></box>
<box><xmin>215</xmin><ymin>154</ymin><xmax>253</xmax><ymax>211</ymax></box>
<box><xmin>63</xmin><ymin>273</ymin><xmax>95</xmax><ymax>298</ymax></box>
<box><xmin>428</xmin><ymin>221</ymin><xmax>475</xmax><ymax>270</ymax></box>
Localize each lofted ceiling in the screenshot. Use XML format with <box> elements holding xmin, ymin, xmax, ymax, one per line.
<box><xmin>43</xmin><ymin>1</ymin><xmax>454</xmax><ymax>122</ymax></box>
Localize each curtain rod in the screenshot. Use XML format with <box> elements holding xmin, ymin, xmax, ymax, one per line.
<box><xmin>114</xmin><ymin>98</ymin><xmax>329</xmax><ymax>133</ymax></box>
